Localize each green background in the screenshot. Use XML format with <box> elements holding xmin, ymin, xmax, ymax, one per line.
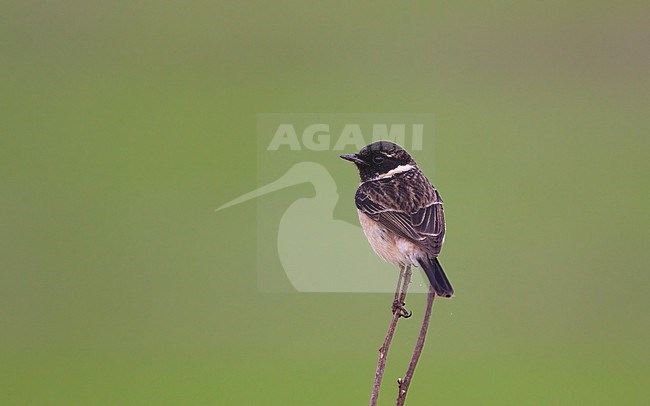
<box><xmin>2</xmin><ymin>1</ymin><xmax>649</xmax><ymax>404</ymax></box>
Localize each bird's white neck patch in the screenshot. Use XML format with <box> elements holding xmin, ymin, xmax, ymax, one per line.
<box><xmin>374</xmin><ymin>164</ymin><xmax>415</xmax><ymax>180</ymax></box>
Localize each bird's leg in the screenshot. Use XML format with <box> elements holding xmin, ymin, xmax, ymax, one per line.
<box><xmin>392</xmin><ymin>266</ymin><xmax>412</xmax><ymax>318</ymax></box>
<box><xmin>391</xmin><ymin>267</ymin><xmax>405</xmax><ymax>313</ymax></box>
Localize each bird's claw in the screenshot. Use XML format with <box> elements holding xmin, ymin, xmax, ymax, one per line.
<box><xmin>392</xmin><ymin>300</ymin><xmax>412</xmax><ymax>318</ymax></box>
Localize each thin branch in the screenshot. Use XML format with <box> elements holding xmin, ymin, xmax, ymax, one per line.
<box><xmin>395</xmin><ymin>284</ymin><xmax>436</xmax><ymax>405</ymax></box>
<box><xmin>369</xmin><ymin>266</ymin><xmax>412</xmax><ymax>406</ymax></box>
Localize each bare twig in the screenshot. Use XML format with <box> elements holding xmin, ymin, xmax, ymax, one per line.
<box><xmin>369</xmin><ymin>266</ymin><xmax>412</xmax><ymax>406</ymax></box>
<box><xmin>395</xmin><ymin>284</ymin><xmax>436</xmax><ymax>405</ymax></box>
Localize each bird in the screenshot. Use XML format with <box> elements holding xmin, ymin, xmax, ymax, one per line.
<box><xmin>340</xmin><ymin>141</ymin><xmax>454</xmax><ymax>299</ymax></box>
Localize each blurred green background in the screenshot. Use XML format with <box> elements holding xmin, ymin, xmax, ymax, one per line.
<box><xmin>2</xmin><ymin>1</ymin><xmax>649</xmax><ymax>404</ymax></box>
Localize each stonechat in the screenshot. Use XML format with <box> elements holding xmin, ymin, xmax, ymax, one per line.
<box><xmin>340</xmin><ymin>141</ymin><xmax>453</xmax><ymax>298</ymax></box>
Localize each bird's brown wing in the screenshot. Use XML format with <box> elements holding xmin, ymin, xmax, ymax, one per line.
<box><xmin>355</xmin><ymin>170</ymin><xmax>445</xmax><ymax>254</ymax></box>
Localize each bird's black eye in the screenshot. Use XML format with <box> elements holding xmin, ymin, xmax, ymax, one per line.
<box><xmin>373</xmin><ymin>155</ymin><xmax>385</xmax><ymax>164</ymax></box>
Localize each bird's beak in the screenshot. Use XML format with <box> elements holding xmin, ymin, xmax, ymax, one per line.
<box><xmin>340</xmin><ymin>154</ymin><xmax>367</xmax><ymax>165</ymax></box>
<box><xmin>216</xmin><ymin>163</ymin><xmax>320</xmax><ymax>212</ymax></box>
<box><xmin>215</xmin><ymin>174</ymin><xmax>296</xmax><ymax>212</ymax></box>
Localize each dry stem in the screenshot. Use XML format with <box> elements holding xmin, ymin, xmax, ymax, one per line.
<box><xmin>395</xmin><ymin>284</ymin><xmax>436</xmax><ymax>405</ymax></box>
<box><xmin>369</xmin><ymin>266</ymin><xmax>412</xmax><ymax>406</ymax></box>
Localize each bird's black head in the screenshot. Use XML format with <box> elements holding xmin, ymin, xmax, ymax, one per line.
<box><xmin>340</xmin><ymin>141</ymin><xmax>416</xmax><ymax>181</ymax></box>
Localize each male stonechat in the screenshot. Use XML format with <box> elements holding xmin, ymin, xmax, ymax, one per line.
<box><xmin>340</xmin><ymin>141</ymin><xmax>453</xmax><ymax>299</ymax></box>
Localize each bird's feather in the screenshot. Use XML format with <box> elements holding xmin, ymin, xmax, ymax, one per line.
<box><xmin>355</xmin><ymin>168</ymin><xmax>445</xmax><ymax>255</ymax></box>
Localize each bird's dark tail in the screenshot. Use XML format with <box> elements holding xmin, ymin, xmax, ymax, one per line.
<box><xmin>417</xmin><ymin>255</ymin><xmax>454</xmax><ymax>298</ymax></box>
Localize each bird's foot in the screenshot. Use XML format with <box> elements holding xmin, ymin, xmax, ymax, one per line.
<box><xmin>392</xmin><ymin>300</ymin><xmax>412</xmax><ymax>318</ymax></box>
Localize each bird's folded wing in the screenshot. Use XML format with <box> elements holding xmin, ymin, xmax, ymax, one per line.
<box><xmin>355</xmin><ymin>182</ymin><xmax>444</xmax><ymax>248</ymax></box>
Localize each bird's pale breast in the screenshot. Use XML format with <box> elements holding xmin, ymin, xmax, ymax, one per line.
<box><xmin>357</xmin><ymin>210</ymin><xmax>419</xmax><ymax>267</ymax></box>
